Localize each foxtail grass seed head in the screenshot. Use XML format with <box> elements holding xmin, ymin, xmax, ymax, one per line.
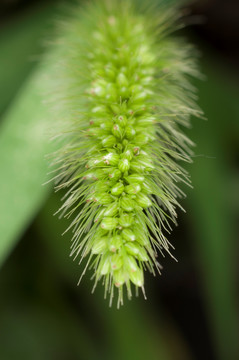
<box><xmin>48</xmin><ymin>0</ymin><xmax>202</xmax><ymax>307</ymax></box>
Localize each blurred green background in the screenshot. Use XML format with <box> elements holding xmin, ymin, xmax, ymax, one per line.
<box><xmin>0</xmin><ymin>0</ymin><xmax>238</xmax><ymax>359</ymax></box>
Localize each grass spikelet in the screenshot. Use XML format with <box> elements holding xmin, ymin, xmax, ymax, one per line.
<box><xmin>48</xmin><ymin>0</ymin><xmax>202</xmax><ymax>307</ymax></box>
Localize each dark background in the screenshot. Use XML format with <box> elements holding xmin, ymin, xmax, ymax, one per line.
<box><xmin>0</xmin><ymin>1</ymin><xmax>239</xmax><ymax>359</ymax></box>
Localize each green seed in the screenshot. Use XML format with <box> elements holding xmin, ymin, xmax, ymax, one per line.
<box><xmin>125</xmin><ymin>174</ymin><xmax>145</xmax><ymax>183</ymax></box>
<box><xmin>129</xmin><ymin>266</ymin><xmax>144</xmax><ymax>287</ymax></box>
<box><xmin>122</xmin><ymin>149</ymin><xmax>133</xmax><ymax>161</ymax></box>
<box><xmin>108</xmin><ymin>168</ymin><xmax>122</xmax><ymax>181</ymax></box>
<box><xmin>94</xmin><ymin>193</ymin><xmax>113</xmax><ymax>205</ymax></box>
<box><xmin>141</xmin><ymin>180</ymin><xmax>153</xmax><ymax>194</ymax></box>
<box><xmin>104</xmin><ymin>202</ymin><xmax>118</xmax><ymax>217</ymax></box>
<box><xmin>117</xmin><ymin>72</ymin><xmax>128</xmax><ymax>87</ymax></box>
<box><xmin>118</xmin><ymin>158</ymin><xmax>130</xmax><ymax>172</ymax></box>
<box><xmin>91</xmin><ymin>105</ymin><xmax>108</xmax><ymax>115</ymax></box>
<box><xmin>136</xmin><ymin>193</ymin><xmax>152</xmax><ymax>208</ymax></box>
<box><xmin>111</xmin><ymin>254</ymin><xmax>123</xmax><ymax>270</ymax></box>
<box><xmin>111</xmin><ymin>182</ymin><xmax>124</xmax><ymax>196</ymax></box>
<box><xmin>116</xmin><ymin>115</ymin><xmax>128</xmax><ymax>127</ymax></box>
<box><xmin>110</xmin><ymin>104</ymin><xmax>121</xmax><ymax>114</ymax></box>
<box><xmin>94</xmin><ymin>181</ymin><xmax>110</xmax><ymax>193</ymax></box>
<box><xmin>112</xmin><ymin>124</ymin><xmax>123</xmax><ymax>138</ymax></box>
<box><xmin>125</xmin><ymin>242</ymin><xmax>148</xmax><ymax>261</ymax></box>
<box><xmin>101</xmin><ymin>217</ymin><xmax>118</xmax><ymax>230</ymax></box>
<box><xmin>105</xmin><ymin>83</ymin><xmax>117</xmax><ymax>101</ymax></box>
<box><xmin>125</xmin><ymin>126</ymin><xmax>136</xmax><ymax>139</ymax></box>
<box><xmin>120</xmin><ymin>196</ymin><xmax>135</xmax><ymax>212</ymax></box>
<box><xmin>105</xmin><ymin>63</ymin><xmax>116</xmax><ymax>79</ymax></box>
<box><xmin>122</xmin><ymin>229</ymin><xmax>136</xmax><ymax>242</ymax></box>
<box><xmin>92</xmin><ymin>237</ymin><xmax>108</xmax><ymax>254</ymax></box>
<box><xmin>133</xmin><ymin>91</ymin><xmax>148</xmax><ymax>102</ymax></box>
<box><xmin>109</xmin><ymin>235</ymin><xmax>122</xmax><ymax>252</ymax></box>
<box><xmin>113</xmin><ymin>268</ymin><xmax>126</xmax><ymax>287</ymax></box>
<box><xmin>100</xmin><ymin>121</ymin><xmax>112</xmax><ymax>132</ymax></box>
<box><xmin>125</xmin><ymin>183</ymin><xmax>141</xmax><ymax>194</ymax></box>
<box><xmin>99</xmin><ymin>254</ymin><xmax>111</xmax><ymax>275</ymax></box>
<box><xmin>86</xmin><ymin>156</ymin><xmax>103</xmax><ymax>168</ymax></box>
<box><xmin>118</xmin><ymin>213</ymin><xmax>133</xmax><ymax>227</ymax></box>
<box><xmin>134</xmin><ymin>229</ymin><xmax>149</xmax><ymax>246</ymax></box>
<box><xmin>94</xmin><ymin>208</ymin><xmax>106</xmax><ymax>222</ymax></box>
<box><xmin>134</xmin><ymin>134</ymin><xmax>149</xmax><ymax>145</ymax></box>
<box><xmin>119</xmin><ymin>86</ymin><xmax>129</xmax><ymax>98</ymax></box>
<box><xmin>102</xmin><ymin>152</ymin><xmax>120</xmax><ymax>166</ymax></box>
<box><xmin>102</xmin><ymin>135</ymin><xmax>117</xmax><ymax>147</ymax></box>
<box><xmin>137</xmin><ymin>156</ymin><xmax>155</xmax><ymax>171</ymax></box>
<box><xmin>125</xmin><ymin>255</ymin><xmax>138</xmax><ymax>272</ymax></box>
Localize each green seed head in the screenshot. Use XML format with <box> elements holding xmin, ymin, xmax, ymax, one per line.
<box><xmin>49</xmin><ymin>0</ymin><xmax>202</xmax><ymax>307</ymax></box>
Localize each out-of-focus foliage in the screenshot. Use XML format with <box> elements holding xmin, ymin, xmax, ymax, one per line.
<box><xmin>0</xmin><ymin>2</ymin><xmax>58</xmax><ymax>265</ymax></box>
<box><xmin>0</xmin><ymin>1</ymin><xmax>238</xmax><ymax>360</ymax></box>
<box><xmin>0</xmin><ymin>68</ymin><xmax>54</xmax><ymax>266</ymax></box>
<box><xmin>0</xmin><ymin>2</ymin><xmax>57</xmax><ymax>115</ymax></box>
<box><xmin>185</xmin><ymin>57</ymin><xmax>239</xmax><ymax>360</ymax></box>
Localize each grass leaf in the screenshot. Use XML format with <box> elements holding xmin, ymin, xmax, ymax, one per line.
<box><xmin>0</xmin><ymin>66</ymin><xmax>55</xmax><ymax>266</ymax></box>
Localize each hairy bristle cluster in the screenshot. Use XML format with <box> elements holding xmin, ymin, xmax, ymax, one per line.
<box><xmin>49</xmin><ymin>0</ymin><xmax>201</xmax><ymax>307</ymax></box>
